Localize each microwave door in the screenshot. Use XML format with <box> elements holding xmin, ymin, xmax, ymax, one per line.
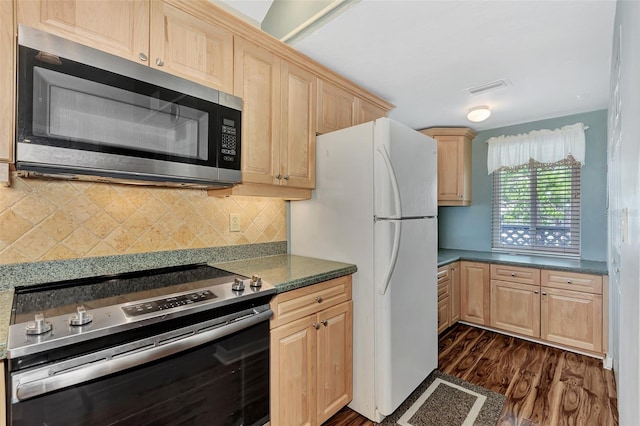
<box><xmin>32</xmin><ymin>67</ymin><xmax>209</xmax><ymax>161</ymax></box>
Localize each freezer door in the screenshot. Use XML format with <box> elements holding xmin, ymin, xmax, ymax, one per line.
<box><xmin>374</xmin><ymin>217</ymin><xmax>438</xmax><ymax>416</ymax></box>
<box><xmin>374</xmin><ymin>118</ymin><xmax>437</xmax><ymax>218</ymax></box>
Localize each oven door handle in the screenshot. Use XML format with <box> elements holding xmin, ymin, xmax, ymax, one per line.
<box><xmin>13</xmin><ymin>309</ymin><xmax>272</xmax><ymax>403</ymax></box>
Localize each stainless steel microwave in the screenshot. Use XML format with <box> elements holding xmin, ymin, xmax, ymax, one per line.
<box><xmin>16</xmin><ymin>25</ymin><xmax>242</xmax><ymax>189</ymax></box>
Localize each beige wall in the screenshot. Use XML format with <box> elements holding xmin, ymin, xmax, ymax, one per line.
<box><xmin>0</xmin><ymin>173</ymin><xmax>286</xmax><ymax>265</ymax></box>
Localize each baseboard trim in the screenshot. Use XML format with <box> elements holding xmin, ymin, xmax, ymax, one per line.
<box><xmin>457</xmin><ymin>321</ymin><xmax>605</xmax><ymax>360</ymax></box>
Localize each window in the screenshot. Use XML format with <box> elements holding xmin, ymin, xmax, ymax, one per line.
<box><xmin>492</xmin><ymin>162</ymin><xmax>581</xmax><ymax>256</ymax></box>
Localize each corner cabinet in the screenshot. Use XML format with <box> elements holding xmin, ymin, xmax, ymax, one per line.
<box><xmin>17</xmin><ymin>0</ymin><xmax>234</xmax><ymax>93</ymax></box>
<box><xmin>270</xmin><ymin>276</ymin><xmax>353</xmax><ymax>426</ymax></box>
<box><xmin>419</xmin><ymin>127</ymin><xmax>476</xmax><ymax>206</ymax></box>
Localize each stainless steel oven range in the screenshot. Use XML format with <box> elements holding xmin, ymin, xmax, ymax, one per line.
<box><xmin>5</xmin><ymin>264</ymin><xmax>275</xmax><ymax>426</ymax></box>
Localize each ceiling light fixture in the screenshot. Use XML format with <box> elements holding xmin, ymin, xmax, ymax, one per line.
<box><xmin>467</xmin><ymin>105</ymin><xmax>491</xmax><ymax>122</ymax></box>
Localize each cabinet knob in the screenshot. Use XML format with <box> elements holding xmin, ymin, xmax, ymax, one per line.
<box><xmin>283</xmin><ymin>175</ymin><xmax>290</xmax><ymax>180</ymax></box>
<box><xmin>315</xmin><ymin>296</ymin><xmax>323</xmax><ymax>303</ymax></box>
<box><xmin>321</xmin><ymin>320</ymin><xmax>328</xmax><ymax>327</ymax></box>
<box><xmin>511</xmin><ymin>272</ymin><xmax>516</xmax><ymax>277</ymax></box>
<box><xmin>313</xmin><ymin>323</ymin><xmax>320</xmax><ymax>330</ymax></box>
<box><xmin>276</xmin><ymin>174</ymin><xmax>283</xmax><ymax>180</ymax></box>
<box><xmin>139</xmin><ymin>53</ymin><xmax>148</xmax><ymax>62</ymax></box>
<box><xmin>542</xmin><ymin>292</ymin><xmax>547</xmax><ymax>296</ymax></box>
<box><xmin>534</xmin><ymin>290</ymin><xmax>539</xmax><ymax>294</ymax></box>
<box><xmin>156</xmin><ymin>58</ymin><xmax>164</xmax><ymax>66</ymax></box>
<box><xmin>567</xmin><ymin>280</ymin><xmax>573</xmax><ymax>284</ymax></box>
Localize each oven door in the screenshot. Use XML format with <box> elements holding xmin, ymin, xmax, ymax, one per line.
<box><xmin>8</xmin><ymin>307</ymin><xmax>271</xmax><ymax>426</ymax></box>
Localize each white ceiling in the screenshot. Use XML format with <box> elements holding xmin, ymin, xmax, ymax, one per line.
<box><xmin>222</xmin><ymin>0</ymin><xmax>617</xmax><ymax>132</ymax></box>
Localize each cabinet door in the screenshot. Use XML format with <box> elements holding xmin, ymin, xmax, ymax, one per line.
<box><xmin>438</xmin><ymin>296</ymin><xmax>450</xmax><ymax>334</ymax></box>
<box><xmin>271</xmin><ymin>315</ymin><xmax>317</xmax><ymax>426</ymax></box>
<box><xmin>490</xmin><ymin>280</ymin><xmax>540</xmax><ymax>337</ymax></box>
<box><xmin>354</xmin><ymin>97</ymin><xmax>387</xmax><ymax>125</ymax></box>
<box><xmin>150</xmin><ymin>1</ymin><xmax>233</xmax><ymax>92</ymax></box>
<box><xmin>17</xmin><ymin>0</ymin><xmax>149</xmax><ymax>63</ymax></box>
<box><xmin>541</xmin><ymin>287</ymin><xmax>603</xmax><ymax>353</ymax></box>
<box><xmin>437</xmin><ymin>136</ymin><xmax>466</xmax><ymax>202</ymax></box>
<box><xmin>0</xmin><ymin>0</ymin><xmax>14</xmax><ymax>163</ymax></box>
<box><xmin>280</xmin><ymin>61</ymin><xmax>317</xmax><ymax>189</ymax></box>
<box><xmin>450</xmin><ymin>262</ymin><xmax>460</xmax><ymax>323</ymax></box>
<box><xmin>317</xmin><ymin>80</ymin><xmax>354</xmax><ymax>134</ymax></box>
<box><xmin>234</xmin><ymin>38</ymin><xmax>281</xmax><ymax>186</ymax></box>
<box><xmin>317</xmin><ymin>301</ymin><xmax>353</xmax><ymax>424</ymax></box>
<box><xmin>460</xmin><ymin>262</ymin><xmax>490</xmax><ymax>325</ymax></box>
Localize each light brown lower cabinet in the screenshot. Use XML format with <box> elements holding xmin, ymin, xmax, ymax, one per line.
<box><xmin>484</xmin><ymin>265</ymin><xmax>605</xmax><ymax>354</ymax></box>
<box><xmin>270</xmin><ymin>276</ymin><xmax>353</xmax><ymax>426</ymax></box>
<box><xmin>490</xmin><ymin>280</ymin><xmax>540</xmax><ymax>338</ymax></box>
<box><xmin>541</xmin><ymin>287</ymin><xmax>603</xmax><ymax>353</ymax></box>
<box><xmin>449</xmin><ymin>263</ymin><xmax>460</xmax><ymax>323</ymax></box>
<box><xmin>437</xmin><ymin>263</ymin><xmax>458</xmax><ymax>334</ymax></box>
<box><xmin>460</xmin><ymin>261</ymin><xmax>490</xmax><ymax>325</ymax></box>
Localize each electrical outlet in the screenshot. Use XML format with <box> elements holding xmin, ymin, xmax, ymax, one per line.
<box><xmin>229</xmin><ymin>213</ymin><xmax>241</xmax><ymax>232</ymax></box>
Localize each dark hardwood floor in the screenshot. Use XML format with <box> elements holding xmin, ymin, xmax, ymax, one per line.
<box><xmin>324</xmin><ymin>324</ymin><xmax>618</xmax><ymax>425</ymax></box>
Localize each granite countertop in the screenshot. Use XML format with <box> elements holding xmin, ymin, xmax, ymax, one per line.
<box><xmin>213</xmin><ymin>254</ymin><xmax>357</xmax><ymax>293</ymax></box>
<box><xmin>438</xmin><ymin>248</ymin><xmax>608</xmax><ymax>275</ymax></box>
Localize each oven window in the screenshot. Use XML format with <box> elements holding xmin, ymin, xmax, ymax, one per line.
<box><xmin>10</xmin><ymin>322</ymin><xmax>269</xmax><ymax>426</ymax></box>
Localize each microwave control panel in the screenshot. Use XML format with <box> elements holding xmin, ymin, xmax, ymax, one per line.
<box><xmin>220</xmin><ymin>117</ymin><xmax>238</xmax><ymax>163</ymax></box>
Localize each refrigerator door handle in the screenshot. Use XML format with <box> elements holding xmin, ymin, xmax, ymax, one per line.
<box><xmin>379</xmin><ymin>220</ymin><xmax>402</xmax><ymax>295</ymax></box>
<box><xmin>376</xmin><ymin>146</ymin><xmax>402</xmax><ymax>218</ymax></box>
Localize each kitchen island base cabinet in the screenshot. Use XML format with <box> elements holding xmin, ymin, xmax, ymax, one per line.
<box><xmin>460</xmin><ymin>262</ymin><xmax>490</xmax><ymax>326</ymax></box>
<box><xmin>270</xmin><ymin>276</ymin><xmax>353</xmax><ymax>426</ymax></box>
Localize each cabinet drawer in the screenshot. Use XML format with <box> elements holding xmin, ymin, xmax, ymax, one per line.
<box><xmin>270</xmin><ymin>275</ymin><xmax>352</xmax><ymax>329</ymax></box>
<box><xmin>437</xmin><ymin>266</ymin><xmax>450</xmax><ymax>284</ymax></box>
<box><xmin>438</xmin><ymin>281</ymin><xmax>449</xmax><ymax>299</ymax></box>
<box><xmin>541</xmin><ymin>270</ymin><xmax>602</xmax><ymax>294</ymax></box>
<box><xmin>491</xmin><ymin>264</ymin><xmax>540</xmax><ymax>285</ymax></box>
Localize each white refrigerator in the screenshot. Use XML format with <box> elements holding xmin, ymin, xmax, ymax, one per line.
<box><xmin>290</xmin><ymin>117</ymin><xmax>438</xmax><ymax>422</ymax></box>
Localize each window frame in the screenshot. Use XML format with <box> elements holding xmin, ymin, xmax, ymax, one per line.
<box><xmin>491</xmin><ymin>162</ymin><xmax>582</xmax><ymax>257</ymax></box>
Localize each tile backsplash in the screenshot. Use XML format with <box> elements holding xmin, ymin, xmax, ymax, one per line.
<box><xmin>0</xmin><ymin>173</ymin><xmax>286</xmax><ymax>265</ymax></box>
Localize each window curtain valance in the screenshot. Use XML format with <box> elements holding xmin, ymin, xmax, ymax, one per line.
<box><xmin>486</xmin><ymin>123</ymin><xmax>586</xmax><ymax>174</ymax></box>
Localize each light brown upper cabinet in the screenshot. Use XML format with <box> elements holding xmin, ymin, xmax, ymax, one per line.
<box><xmin>354</xmin><ymin>97</ymin><xmax>387</xmax><ymax>125</ymax></box>
<box><xmin>317</xmin><ymin>80</ymin><xmax>355</xmax><ymax>134</ymax></box>
<box><xmin>420</xmin><ymin>127</ymin><xmax>476</xmax><ymax>206</ymax></box>
<box><xmin>317</xmin><ymin>80</ymin><xmax>388</xmax><ymax>135</ymax></box>
<box><xmin>149</xmin><ymin>1</ymin><xmax>233</xmax><ymax>92</ymax></box>
<box><xmin>0</xmin><ymin>0</ymin><xmax>14</xmax><ymax>167</ymax></box>
<box><xmin>233</xmin><ymin>38</ymin><xmax>316</xmax><ymax>194</ymax></box>
<box><xmin>17</xmin><ymin>0</ymin><xmax>234</xmax><ymax>93</ymax></box>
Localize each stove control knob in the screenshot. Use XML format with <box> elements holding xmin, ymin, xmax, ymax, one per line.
<box><xmin>232</xmin><ymin>278</ymin><xmax>245</xmax><ymax>292</ymax></box>
<box><xmin>69</xmin><ymin>306</ymin><xmax>93</xmax><ymax>326</ymax></box>
<box><xmin>26</xmin><ymin>313</ymin><xmax>52</xmax><ymax>335</ymax></box>
<box><xmin>250</xmin><ymin>275</ymin><xmax>262</xmax><ymax>288</ymax></box>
